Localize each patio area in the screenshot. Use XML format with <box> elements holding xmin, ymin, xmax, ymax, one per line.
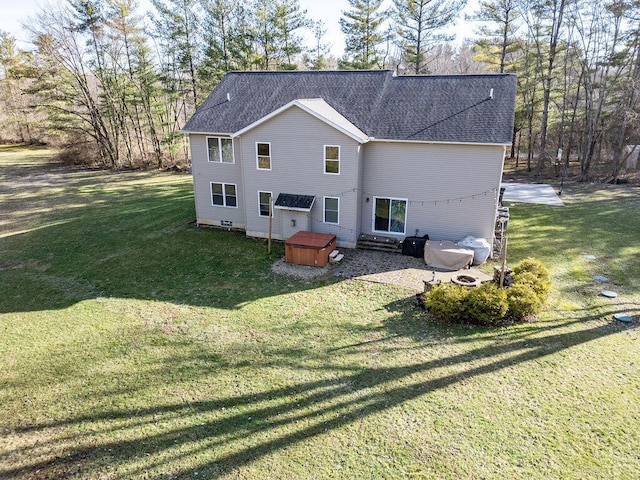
<box><xmin>272</xmin><ymin>248</ymin><xmax>493</xmax><ymax>291</ymax></box>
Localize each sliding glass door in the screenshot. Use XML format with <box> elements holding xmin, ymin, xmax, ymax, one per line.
<box><xmin>373</xmin><ymin>197</ymin><xmax>407</xmax><ymax>234</ymax></box>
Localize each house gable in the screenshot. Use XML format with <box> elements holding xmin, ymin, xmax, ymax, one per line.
<box><xmin>236</xmin><ymin>104</ymin><xmax>363</xmax><ymax>247</ymax></box>
<box><xmin>232</xmin><ymin>99</ymin><xmax>369</xmax><ymax>144</ymax></box>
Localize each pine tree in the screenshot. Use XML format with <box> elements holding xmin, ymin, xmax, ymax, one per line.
<box><xmin>0</xmin><ymin>31</ymin><xmax>38</xmax><ymax>143</ymax></box>
<box><xmin>69</xmin><ymin>0</ymin><xmax>121</xmax><ymax>166</ymax></box>
<box><xmin>339</xmin><ymin>0</ymin><xmax>387</xmax><ymax>69</ymax></box>
<box><xmin>253</xmin><ymin>0</ymin><xmax>308</xmax><ymax>70</ymax></box>
<box><xmin>105</xmin><ymin>0</ymin><xmax>161</xmax><ymax>165</ymax></box>
<box><xmin>253</xmin><ymin>0</ymin><xmax>278</xmax><ymax>69</ymax></box>
<box><xmin>131</xmin><ymin>34</ymin><xmax>164</xmax><ymax>166</ymax></box>
<box><xmin>228</xmin><ymin>5</ymin><xmax>256</xmax><ymax>70</ymax></box>
<box><xmin>150</xmin><ymin>0</ymin><xmax>201</xmax><ymax>106</ymax></box>
<box><xmin>305</xmin><ymin>19</ymin><xmax>331</xmax><ymax>70</ymax></box>
<box><xmin>150</xmin><ymin>0</ymin><xmax>200</xmax><ymax>163</ymax></box>
<box><xmin>274</xmin><ymin>0</ymin><xmax>309</xmax><ymax>69</ymax></box>
<box><xmin>199</xmin><ymin>0</ymin><xmax>241</xmax><ymax>85</ymax></box>
<box><xmin>24</xmin><ymin>6</ymin><xmax>118</xmax><ymax>166</ymax></box>
<box><xmin>522</xmin><ymin>0</ymin><xmax>568</xmax><ymax>174</ymax></box>
<box><xmin>471</xmin><ymin>0</ymin><xmax>520</xmax><ymax>74</ymax></box>
<box><xmin>392</xmin><ymin>0</ymin><xmax>465</xmax><ymax>74</ymax></box>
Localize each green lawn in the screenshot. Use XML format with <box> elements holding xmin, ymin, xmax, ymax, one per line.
<box><xmin>1</xmin><ymin>146</ymin><xmax>639</xmax><ymax>479</ymax></box>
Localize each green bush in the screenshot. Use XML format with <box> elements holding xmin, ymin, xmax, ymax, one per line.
<box><xmin>508</xmin><ymin>258</ymin><xmax>551</xmax><ymax>319</ymax></box>
<box><xmin>422</xmin><ymin>283</ymin><xmax>468</xmax><ymax>322</ymax></box>
<box><xmin>513</xmin><ymin>258</ymin><xmax>550</xmax><ymax>284</ymax></box>
<box><xmin>423</xmin><ymin>283</ymin><xmax>508</xmax><ymax>326</ymax></box>
<box><xmin>514</xmin><ymin>271</ymin><xmax>551</xmax><ymax>298</ymax></box>
<box><xmin>506</xmin><ymin>282</ymin><xmax>543</xmax><ymax>319</ymax></box>
<box><xmin>464</xmin><ymin>283</ymin><xmax>509</xmax><ymax>326</ymax></box>
<box><xmin>422</xmin><ymin>258</ymin><xmax>551</xmax><ymax>326</ymax></box>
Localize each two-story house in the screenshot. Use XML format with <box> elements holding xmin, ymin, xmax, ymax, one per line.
<box><xmin>182</xmin><ymin>70</ymin><xmax>516</xmax><ymax>248</ymax></box>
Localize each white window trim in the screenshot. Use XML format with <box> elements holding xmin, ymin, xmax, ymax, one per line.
<box><xmin>323</xmin><ymin>144</ymin><xmax>340</xmax><ymax>175</ymax></box>
<box><xmin>323</xmin><ymin>196</ymin><xmax>340</xmax><ymax>225</ymax></box>
<box><xmin>210</xmin><ymin>182</ymin><xmax>238</xmax><ymax>208</ymax></box>
<box><xmin>206</xmin><ymin>136</ymin><xmax>235</xmax><ymax>163</ymax></box>
<box><xmin>371</xmin><ymin>196</ymin><xmax>408</xmax><ymax>235</ymax></box>
<box><xmin>258</xmin><ymin>191</ymin><xmax>272</xmax><ymax>217</ymax></box>
<box><xmin>256</xmin><ymin>142</ymin><xmax>272</xmax><ymax>171</ymax></box>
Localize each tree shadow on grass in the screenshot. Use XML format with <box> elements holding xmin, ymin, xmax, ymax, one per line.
<box><xmin>2</xmin><ymin>302</ymin><xmax>635</xmax><ymax>479</ymax></box>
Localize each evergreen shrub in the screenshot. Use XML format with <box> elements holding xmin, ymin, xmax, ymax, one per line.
<box><xmin>422</xmin><ymin>258</ymin><xmax>551</xmax><ymax>326</ymax></box>
<box><xmin>465</xmin><ymin>283</ymin><xmax>509</xmax><ymax>325</ymax></box>
<box><xmin>422</xmin><ymin>283</ymin><xmax>468</xmax><ymax>321</ymax></box>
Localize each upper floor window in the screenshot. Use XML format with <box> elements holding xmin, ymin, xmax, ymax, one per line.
<box><xmin>256</xmin><ymin>142</ymin><xmax>271</xmax><ymax>170</ymax></box>
<box><xmin>211</xmin><ymin>182</ymin><xmax>237</xmax><ymax>208</ymax></box>
<box><xmin>324</xmin><ymin>145</ymin><xmax>340</xmax><ymax>174</ymax></box>
<box><xmin>207</xmin><ymin>137</ymin><xmax>234</xmax><ymax>163</ymax></box>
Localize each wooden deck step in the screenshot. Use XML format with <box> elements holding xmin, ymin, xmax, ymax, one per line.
<box><xmin>356</xmin><ymin>233</ymin><xmax>401</xmax><ymax>252</ymax></box>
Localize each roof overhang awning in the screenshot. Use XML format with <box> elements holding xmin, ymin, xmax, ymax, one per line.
<box><xmin>274</xmin><ymin>193</ymin><xmax>316</xmax><ymax>212</ymax></box>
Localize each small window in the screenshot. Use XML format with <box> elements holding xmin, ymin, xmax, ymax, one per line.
<box><xmin>211</xmin><ymin>182</ymin><xmax>237</xmax><ymax>207</ymax></box>
<box><xmin>324</xmin><ymin>145</ymin><xmax>340</xmax><ymax>174</ymax></box>
<box><xmin>258</xmin><ymin>191</ymin><xmax>272</xmax><ymax>217</ymax></box>
<box><xmin>256</xmin><ymin>142</ymin><xmax>271</xmax><ymax>170</ymax></box>
<box><xmin>324</xmin><ymin>196</ymin><xmax>339</xmax><ymax>224</ymax></box>
<box><xmin>207</xmin><ymin>137</ymin><xmax>234</xmax><ymax>163</ymax></box>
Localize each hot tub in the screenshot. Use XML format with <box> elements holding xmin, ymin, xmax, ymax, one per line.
<box><xmin>285</xmin><ymin>231</ymin><xmax>336</xmax><ymax>267</ymax></box>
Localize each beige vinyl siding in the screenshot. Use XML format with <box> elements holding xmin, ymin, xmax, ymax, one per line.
<box><xmin>355</xmin><ymin>143</ymin><xmax>365</xmax><ymax>243</ymax></box>
<box><xmin>189</xmin><ymin>134</ymin><xmax>246</xmax><ymax>228</ymax></box>
<box><xmin>362</xmin><ymin>142</ymin><xmax>504</xmax><ymax>241</ymax></box>
<box><xmin>238</xmin><ymin>106</ymin><xmax>362</xmax><ymax>247</ymax></box>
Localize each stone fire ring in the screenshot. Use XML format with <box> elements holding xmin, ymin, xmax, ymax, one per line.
<box><xmin>451</xmin><ymin>274</ymin><xmax>481</xmax><ymax>287</ymax></box>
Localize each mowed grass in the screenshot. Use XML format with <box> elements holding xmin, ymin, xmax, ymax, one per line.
<box><xmin>1</xmin><ymin>146</ymin><xmax>639</xmax><ymax>479</ymax></box>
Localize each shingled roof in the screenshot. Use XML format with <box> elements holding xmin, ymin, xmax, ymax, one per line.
<box><xmin>182</xmin><ymin>70</ymin><xmax>516</xmax><ymax>145</ymax></box>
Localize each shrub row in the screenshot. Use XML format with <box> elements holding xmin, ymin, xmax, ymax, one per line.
<box><xmin>422</xmin><ymin>258</ymin><xmax>550</xmax><ymax>326</ymax></box>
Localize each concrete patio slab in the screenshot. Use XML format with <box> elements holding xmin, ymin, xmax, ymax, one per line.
<box><xmin>501</xmin><ymin>182</ymin><xmax>565</xmax><ymax>206</ymax></box>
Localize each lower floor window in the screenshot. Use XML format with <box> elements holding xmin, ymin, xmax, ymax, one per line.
<box><xmin>374</xmin><ymin>197</ymin><xmax>407</xmax><ymax>234</ymax></box>
<box><xmin>211</xmin><ymin>182</ymin><xmax>237</xmax><ymax>207</ymax></box>
<box><xmin>324</xmin><ymin>196</ymin><xmax>339</xmax><ymax>224</ymax></box>
<box><xmin>258</xmin><ymin>191</ymin><xmax>271</xmax><ymax>217</ymax></box>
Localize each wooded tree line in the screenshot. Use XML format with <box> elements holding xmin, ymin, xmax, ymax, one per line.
<box><xmin>0</xmin><ymin>0</ymin><xmax>638</xmax><ymax>180</ymax></box>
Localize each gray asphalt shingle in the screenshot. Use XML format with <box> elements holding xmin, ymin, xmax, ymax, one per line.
<box><xmin>274</xmin><ymin>193</ymin><xmax>316</xmax><ymax>210</ymax></box>
<box><xmin>182</xmin><ymin>70</ymin><xmax>516</xmax><ymax>144</ymax></box>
